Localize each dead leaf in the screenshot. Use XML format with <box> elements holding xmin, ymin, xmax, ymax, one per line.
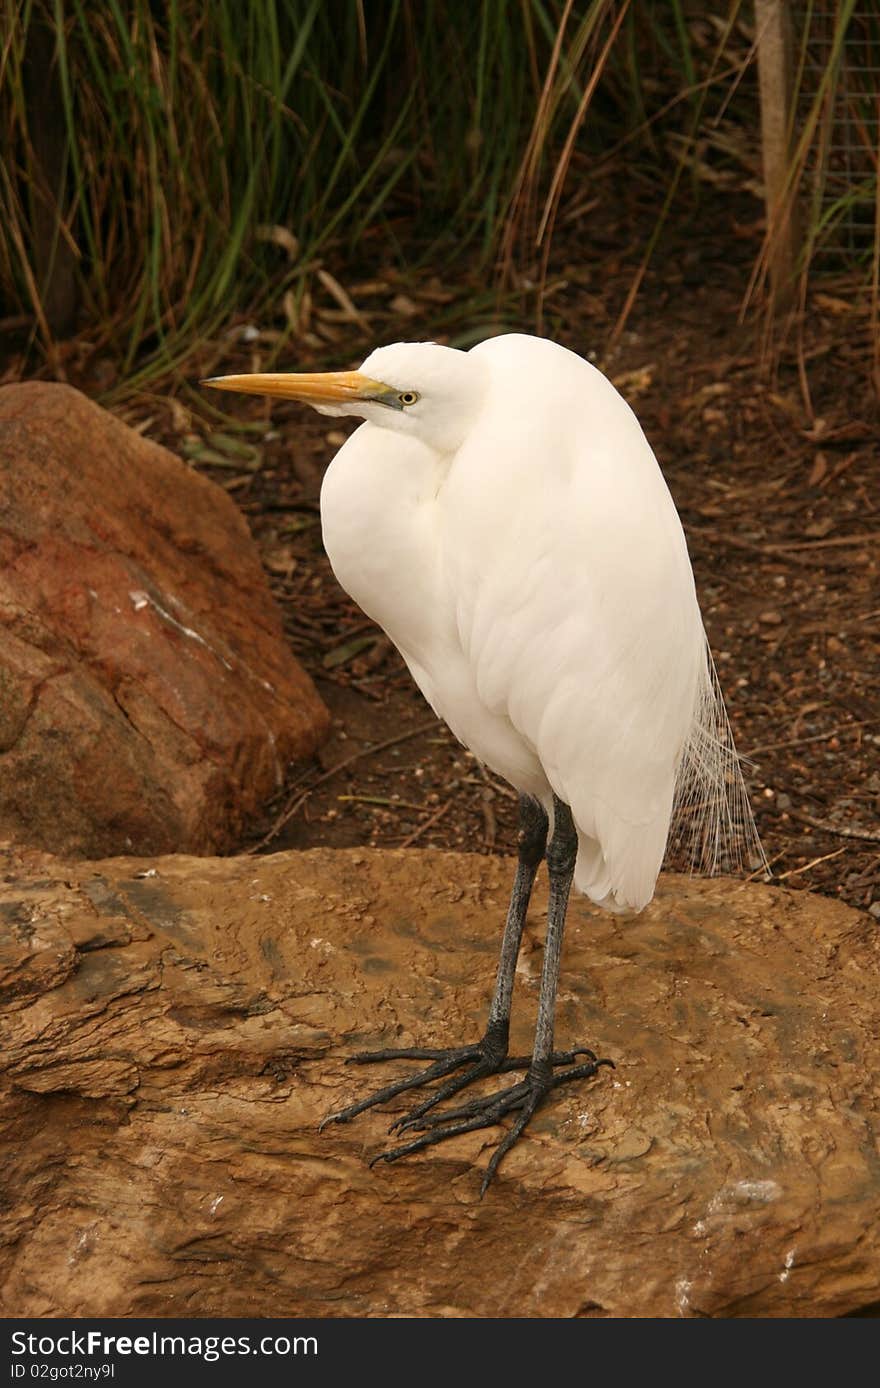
<box><xmin>612</xmin><ymin>365</ymin><xmax>655</xmax><ymax>396</ymax></box>
<box><xmin>207</xmin><ymin>431</ymin><xmax>261</xmax><ymax>462</ymax></box>
<box><xmin>349</xmin><ymin>279</ymin><xmax>392</xmax><ymax>296</ymax></box>
<box><xmin>768</xmin><ymin>393</ymin><xmax>803</xmax><ymax>420</ymax></box>
<box><xmin>316</xmin><ymin>269</ymin><xmax>369</xmax><ymax>329</ymax></box>
<box><xmin>263</xmin><ymin>547</ymin><xmax>298</xmax><ymax>579</ymax></box>
<box><xmin>808</xmin><ymin>452</ymin><xmax>828</xmax><ymax>486</ymax></box>
<box><xmin>802</xmin><ymin>417</ymin><xmax>828</xmax><ymax>441</ymax></box>
<box><xmin>168</xmin><ymin>399</ymin><xmax>192</xmax><ymax>434</ymax></box>
<box><xmin>323</xmin><ymin>635</ymin><xmax>379</xmax><ymax>669</ymax></box>
<box><xmin>390</xmin><ymin>293</ymin><xmax>419</xmax><ymax>317</ymax></box>
<box><xmin>814</xmin><ymin>292</ymin><xmax>855</xmax><ymax>316</ymax></box>
<box><xmin>180</xmin><ymin>440</ymin><xmax>242</xmax><ymax>468</ymax></box>
<box><xmin>256</xmin><ymin>224</ymin><xmax>300</xmax><ymax>260</ymax></box>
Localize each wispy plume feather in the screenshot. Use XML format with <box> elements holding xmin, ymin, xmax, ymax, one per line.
<box><xmin>668</xmin><ymin>637</ymin><xmax>769</xmax><ymax>880</ymax></box>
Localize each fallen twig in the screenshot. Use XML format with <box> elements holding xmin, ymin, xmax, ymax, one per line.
<box><xmin>337</xmin><ymin>794</ymin><xmax>427</xmax><ymax>811</ymax></box>
<box><xmin>776</xmin><ymin>846</ymin><xmax>848</xmax><ymax>881</ymax></box>
<box><xmin>785</xmin><ymin>808</ymin><xmax>880</xmax><ymax>843</ymax></box>
<box><xmin>745</xmin><ymin>718</ymin><xmax>878</xmax><ymax>757</ymax></box>
<box><xmin>687</xmin><ymin>525</ymin><xmax>876</xmax><ymax>568</ymax></box>
<box><xmin>398</xmin><ymin>800</ymin><xmax>452</xmax><ymax>848</ymax></box>
<box><xmin>770</xmin><ymin>531</ymin><xmax>880</xmax><ymax>552</ymax></box>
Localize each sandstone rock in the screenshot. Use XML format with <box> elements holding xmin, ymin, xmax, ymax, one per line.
<box><xmin>0</xmin><ymin>383</ymin><xmax>328</xmax><ymax>856</ymax></box>
<box><xmin>1</xmin><ymin>843</ymin><xmax>877</xmax><ymax>1318</ymax></box>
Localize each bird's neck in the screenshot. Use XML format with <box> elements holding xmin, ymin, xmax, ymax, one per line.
<box><xmin>319</xmin><ymin>423</ymin><xmax>446</xmax><ymax>666</ymax></box>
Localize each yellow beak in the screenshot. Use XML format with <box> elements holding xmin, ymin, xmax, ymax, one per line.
<box><xmin>201</xmin><ymin>369</ymin><xmax>390</xmax><ymax>405</ymax></box>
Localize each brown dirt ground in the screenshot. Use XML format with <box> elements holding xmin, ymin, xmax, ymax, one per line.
<box><xmin>11</xmin><ymin>192</ymin><xmax>880</xmax><ymax>915</ymax></box>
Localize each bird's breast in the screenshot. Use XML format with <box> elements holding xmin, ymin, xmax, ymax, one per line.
<box><xmin>320</xmin><ymin>424</ymin><xmax>546</xmax><ymax>794</ymax></box>
<box><xmin>320</xmin><ymin>424</ymin><xmax>452</xmax><ymax>669</ymax></box>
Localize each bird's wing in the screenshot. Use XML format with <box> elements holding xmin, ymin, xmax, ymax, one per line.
<box><xmin>442</xmin><ymin>336</ymin><xmax>705</xmax><ymax>909</ymax></box>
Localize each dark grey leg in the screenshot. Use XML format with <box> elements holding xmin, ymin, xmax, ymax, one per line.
<box><xmin>370</xmin><ymin>796</ymin><xmax>612</xmax><ymax>1193</ymax></box>
<box><xmin>476</xmin><ymin>797</ymin><xmax>582</xmax><ymax>1186</ymax></box>
<box><xmin>483</xmin><ymin>794</ymin><xmax>549</xmax><ymax>1050</ymax></box>
<box><xmin>321</xmin><ymin>796</ymin><xmax>589</xmax><ymax>1133</ymax></box>
<box><xmin>530</xmin><ymin>795</ymin><xmax>578</xmax><ymax>1069</ymax></box>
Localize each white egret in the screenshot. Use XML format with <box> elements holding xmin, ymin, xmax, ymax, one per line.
<box><xmin>204</xmin><ymin>333</ymin><xmax>763</xmax><ymax>1191</ymax></box>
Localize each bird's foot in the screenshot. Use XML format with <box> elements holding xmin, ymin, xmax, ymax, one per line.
<box><xmin>319</xmin><ymin>1024</ymin><xmax>597</xmax><ymax>1135</ymax></box>
<box><xmin>371</xmin><ymin>1052</ymin><xmax>613</xmax><ymax>1195</ymax></box>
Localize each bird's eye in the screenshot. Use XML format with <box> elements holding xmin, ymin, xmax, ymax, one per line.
<box><xmin>398</xmin><ymin>391</ymin><xmax>419</xmax><ymax>406</ymax></box>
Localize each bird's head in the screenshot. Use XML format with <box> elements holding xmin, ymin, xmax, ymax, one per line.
<box><xmin>203</xmin><ymin>340</ymin><xmax>488</xmax><ymax>456</ymax></box>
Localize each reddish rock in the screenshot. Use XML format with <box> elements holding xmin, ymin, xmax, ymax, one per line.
<box><xmin>0</xmin><ymin>382</ymin><xmax>329</xmax><ymax>856</ymax></box>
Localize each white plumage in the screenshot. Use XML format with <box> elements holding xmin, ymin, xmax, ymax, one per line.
<box><xmin>319</xmin><ymin>334</ymin><xmax>746</xmax><ymax>912</ymax></box>
<box><xmin>204</xmin><ymin>331</ymin><xmax>762</xmax><ymax>1188</ymax></box>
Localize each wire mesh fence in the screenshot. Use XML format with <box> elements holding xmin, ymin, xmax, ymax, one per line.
<box><xmin>798</xmin><ymin>0</ymin><xmax>880</xmax><ymax>266</ymax></box>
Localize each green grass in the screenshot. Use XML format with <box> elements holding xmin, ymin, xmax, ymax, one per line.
<box><xmin>2</xmin><ymin>0</ymin><xmax>878</xmax><ymax>392</ymax></box>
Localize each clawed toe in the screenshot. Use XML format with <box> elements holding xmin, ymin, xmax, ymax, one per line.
<box><xmin>369</xmin><ymin>1052</ymin><xmax>611</xmax><ymax>1192</ymax></box>
<box><xmin>320</xmin><ymin>1038</ymin><xmax>496</xmax><ymax>1131</ymax></box>
<box><xmin>388</xmin><ymin>1057</ymin><xmax>504</xmax><ymax>1133</ymax></box>
<box><xmin>347</xmin><ymin>1046</ymin><xmax>471</xmax><ymax>1065</ymax></box>
<box><xmin>317</xmin><ymin>797</ymin><xmax>620</xmax><ymax>1192</ymax></box>
<box><xmin>343</xmin><ymin>1047</ymin><xmax>612</xmax><ymax>1190</ymax></box>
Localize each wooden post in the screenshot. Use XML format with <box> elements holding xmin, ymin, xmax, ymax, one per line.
<box><xmin>755</xmin><ymin>0</ymin><xmax>800</xmax><ymax>305</ymax></box>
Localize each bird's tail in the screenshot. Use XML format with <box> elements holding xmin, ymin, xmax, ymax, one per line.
<box><xmin>667</xmin><ymin>636</ymin><xmax>769</xmax><ymax>881</ymax></box>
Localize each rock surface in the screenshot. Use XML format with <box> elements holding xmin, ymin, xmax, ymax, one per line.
<box><xmin>1</xmin><ymin>842</ymin><xmax>878</xmax><ymax>1318</ymax></box>
<box><xmin>0</xmin><ymin>382</ymin><xmax>328</xmax><ymax>857</ymax></box>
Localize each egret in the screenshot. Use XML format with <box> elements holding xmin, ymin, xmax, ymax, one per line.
<box><xmin>204</xmin><ymin>333</ymin><xmax>762</xmax><ymax>1192</ymax></box>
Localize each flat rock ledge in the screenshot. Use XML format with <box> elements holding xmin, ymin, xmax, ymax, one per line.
<box><xmin>1</xmin><ymin>842</ymin><xmax>878</xmax><ymax>1318</ymax></box>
